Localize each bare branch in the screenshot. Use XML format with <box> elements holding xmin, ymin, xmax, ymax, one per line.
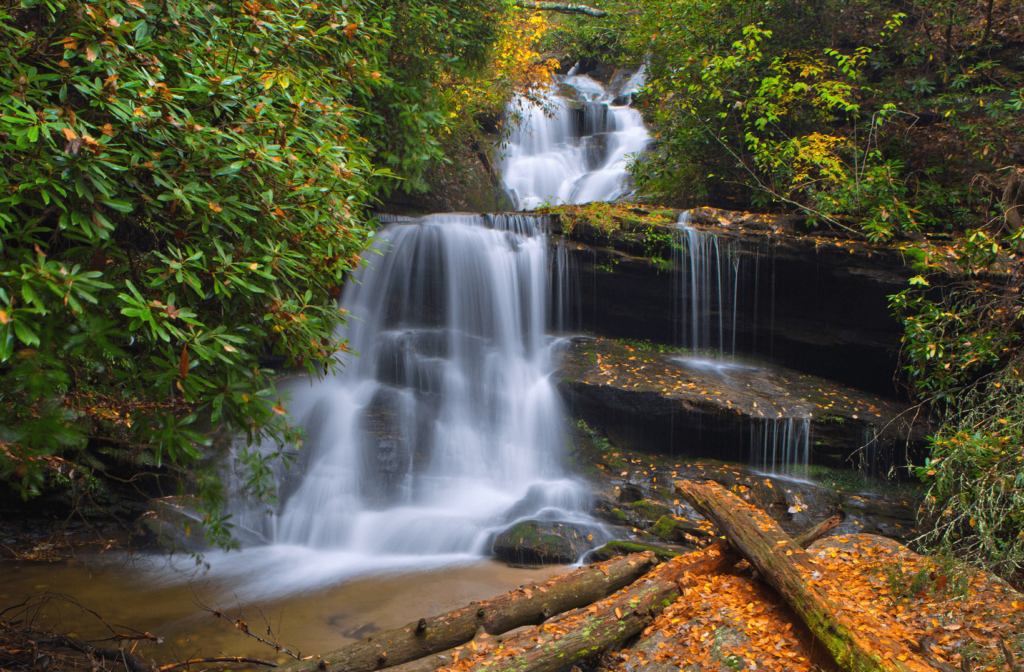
<box><xmin>158</xmin><ymin>657</ymin><xmax>279</xmax><ymax>671</ymax></box>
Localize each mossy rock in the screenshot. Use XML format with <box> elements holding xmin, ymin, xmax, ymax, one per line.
<box><xmin>492</xmin><ymin>520</ymin><xmax>593</xmax><ymax>565</ymax></box>
<box><xmin>593</xmin><ymin>500</ymin><xmax>631</xmax><ymax>525</ymax></box>
<box><xmin>630</xmin><ymin>499</ymin><xmax>673</xmax><ymax>523</ymax></box>
<box><xmin>589</xmin><ymin>540</ymin><xmax>679</xmax><ymax>562</ymax></box>
<box><xmin>650</xmin><ymin>515</ymin><xmax>712</xmax><ymax>544</ymax></box>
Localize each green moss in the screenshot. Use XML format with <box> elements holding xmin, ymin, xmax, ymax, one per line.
<box><xmin>630</xmin><ymin>499</ymin><xmax>673</xmax><ymax>522</ymax></box>
<box><xmin>902</xmin><ymin>246</ymin><xmax>930</xmax><ymax>273</ymax></box>
<box><xmin>650</xmin><ymin>515</ymin><xmax>678</xmax><ymax>540</ymax></box>
<box><xmin>609</xmin><ymin>508</ymin><xmax>628</xmax><ymax>522</ymax></box>
<box><xmin>590</xmin><ymin>540</ymin><xmax>679</xmax><ymax>562</ymax></box>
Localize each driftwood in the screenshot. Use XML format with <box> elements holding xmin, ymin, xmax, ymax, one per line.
<box><xmin>286</xmin><ymin>552</ymin><xmax>658</xmax><ymax>672</ymax></box>
<box><xmin>511</xmin><ymin>1</ymin><xmax>608</xmax><ymax>17</ymax></box>
<box><xmin>675</xmin><ymin>479</ymin><xmax>928</xmax><ymax>672</ymax></box>
<box><xmin>431</xmin><ymin>543</ymin><xmax>737</xmax><ymax>672</ymax></box>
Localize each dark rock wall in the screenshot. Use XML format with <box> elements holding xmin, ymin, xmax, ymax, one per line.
<box><xmin>561</xmin><ymin>231</ymin><xmax>910</xmax><ymax>396</ymax></box>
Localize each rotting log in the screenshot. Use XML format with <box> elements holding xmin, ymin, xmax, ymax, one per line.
<box><xmin>430</xmin><ymin>543</ymin><xmax>737</xmax><ymax>672</ymax></box>
<box><xmin>285</xmin><ymin>552</ymin><xmax>658</xmax><ymax>672</ymax></box>
<box><xmin>622</xmin><ymin>513</ymin><xmax>844</xmax><ymax>665</ymax></box>
<box><xmin>511</xmin><ymin>1</ymin><xmax>608</xmax><ymax>16</ymax></box>
<box><xmin>675</xmin><ymin>479</ymin><xmax>929</xmax><ymax>672</ymax></box>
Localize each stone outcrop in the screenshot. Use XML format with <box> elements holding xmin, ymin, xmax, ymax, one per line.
<box><xmin>555</xmin><ymin>337</ymin><xmax>928</xmax><ymax>471</ymax></box>
<box><xmin>491</xmin><ymin>520</ymin><xmax>596</xmax><ymax>565</ymax></box>
<box><xmin>551</xmin><ymin>207</ymin><xmax>924</xmax><ymax>395</ymax></box>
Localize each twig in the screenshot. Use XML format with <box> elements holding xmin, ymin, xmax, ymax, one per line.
<box><xmin>158</xmin><ymin>657</ymin><xmax>279</xmax><ymax>671</ymax></box>
<box><xmin>1000</xmin><ymin>638</ymin><xmax>1021</xmax><ymax>672</ymax></box>
<box><xmin>199</xmin><ymin>605</ymin><xmax>303</xmax><ymax>660</ymax></box>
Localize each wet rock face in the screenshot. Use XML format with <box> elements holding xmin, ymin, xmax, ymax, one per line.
<box><xmin>555</xmin><ymin>210</ymin><xmax>916</xmax><ymax>396</ymax></box>
<box><xmin>555</xmin><ymin>337</ymin><xmax>928</xmax><ymax>471</ymax></box>
<box><xmin>492</xmin><ymin>520</ymin><xmax>595</xmax><ymax>565</ymax></box>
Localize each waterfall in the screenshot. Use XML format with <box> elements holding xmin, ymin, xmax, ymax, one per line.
<box><xmin>499</xmin><ymin>68</ymin><xmax>651</xmax><ymax>210</ymax></box>
<box><xmin>211</xmin><ymin>214</ymin><xmax>602</xmax><ymax>596</ymax></box>
<box><xmin>750</xmin><ymin>417</ymin><xmax>811</xmax><ymax>475</ymax></box>
<box><xmin>672</xmin><ymin>215</ymin><xmax>745</xmax><ymax>359</ymax></box>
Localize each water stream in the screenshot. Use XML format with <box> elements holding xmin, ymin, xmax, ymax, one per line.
<box><xmin>184</xmin><ymin>73</ymin><xmax>655</xmax><ymax>597</ymax></box>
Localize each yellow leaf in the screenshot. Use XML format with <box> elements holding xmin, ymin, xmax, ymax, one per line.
<box><xmin>223</xmin><ymin>345</ymin><xmax>236</xmax><ymax>352</ymax></box>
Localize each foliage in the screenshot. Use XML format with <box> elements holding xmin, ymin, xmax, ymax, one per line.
<box><xmin>0</xmin><ymin>0</ymin><xmax>504</xmax><ymax>546</ymax></box>
<box><xmin>890</xmin><ymin>232</ymin><xmax>1024</xmax><ymax>576</ymax></box>
<box><xmin>554</xmin><ymin>0</ymin><xmax>1023</xmax><ymax>241</ymax></box>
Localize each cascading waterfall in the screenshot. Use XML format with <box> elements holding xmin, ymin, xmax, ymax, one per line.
<box><xmin>500</xmin><ymin>68</ymin><xmax>651</xmax><ymax>209</ymax></box>
<box><xmin>672</xmin><ymin>211</ymin><xmax>780</xmax><ymax>361</ymax></box>
<box><xmin>211</xmin><ymin>214</ymin><xmax>602</xmax><ymax>597</ymax></box>
<box><xmin>672</xmin><ymin>221</ymin><xmax>742</xmax><ymax>358</ymax></box>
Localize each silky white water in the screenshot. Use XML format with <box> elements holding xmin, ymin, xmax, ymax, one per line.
<box><xmin>500</xmin><ymin>69</ymin><xmax>651</xmax><ymax>209</ymax></box>
<box><xmin>183</xmin><ymin>214</ymin><xmax>602</xmax><ymax>599</ymax></box>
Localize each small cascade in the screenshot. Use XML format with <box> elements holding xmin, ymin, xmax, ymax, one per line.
<box><xmin>750</xmin><ymin>417</ymin><xmax>811</xmax><ymax>475</ymax></box>
<box><xmin>550</xmin><ymin>238</ymin><xmax>581</xmax><ymax>334</ymax></box>
<box><xmin>671</xmin><ymin>212</ymin><xmax>778</xmax><ymax>361</ymax></box>
<box><xmin>500</xmin><ymin>68</ymin><xmax>651</xmax><ymax>210</ymax></box>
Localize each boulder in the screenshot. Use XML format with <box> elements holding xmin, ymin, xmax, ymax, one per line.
<box><xmin>492</xmin><ymin>520</ymin><xmax>594</xmax><ymax>565</ymax></box>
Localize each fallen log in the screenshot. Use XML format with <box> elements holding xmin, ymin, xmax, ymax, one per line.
<box><xmin>286</xmin><ymin>552</ymin><xmax>658</xmax><ymax>672</ymax></box>
<box><xmin>511</xmin><ymin>1</ymin><xmax>608</xmax><ymax>16</ymax></box>
<box><xmin>432</xmin><ymin>542</ymin><xmax>738</xmax><ymax>672</ymax></box>
<box><xmin>794</xmin><ymin>514</ymin><xmax>843</xmax><ymax>548</ymax></box>
<box><xmin>675</xmin><ymin>479</ymin><xmax>929</xmax><ymax>672</ymax></box>
<box><xmin>621</xmin><ymin>513</ymin><xmax>844</xmax><ymax>668</ymax></box>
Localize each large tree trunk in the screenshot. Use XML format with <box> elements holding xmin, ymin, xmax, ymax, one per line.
<box><xmin>285</xmin><ymin>552</ymin><xmax>658</xmax><ymax>672</ymax></box>
<box><xmin>675</xmin><ymin>479</ymin><xmax>929</xmax><ymax>672</ymax></box>
<box><xmin>433</xmin><ymin>543</ymin><xmax>738</xmax><ymax>672</ymax></box>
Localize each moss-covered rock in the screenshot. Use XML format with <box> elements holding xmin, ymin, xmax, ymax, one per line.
<box><xmin>593</xmin><ymin>499</ymin><xmax>631</xmax><ymax>525</ymax></box>
<box><xmin>492</xmin><ymin>520</ymin><xmax>594</xmax><ymax>565</ymax></box>
<box><xmin>630</xmin><ymin>499</ymin><xmax>673</xmax><ymax>523</ymax></box>
<box><xmin>650</xmin><ymin>515</ymin><xmax>713</xmax><ymax>544</ymax></box>
<box><xmin>589</xmin><ymin>540</ymin><xmax>680</xmax><ymax>562</ymax></box>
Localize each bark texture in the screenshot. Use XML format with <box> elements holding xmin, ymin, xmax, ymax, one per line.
<box><xmin>432</xmin><ymin>543</ymin><xmax>738</xmax><ymax>672</ymax></box>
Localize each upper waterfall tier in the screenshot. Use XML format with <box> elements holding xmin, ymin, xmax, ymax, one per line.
<box><xmin>499</xmin><ymin>69</ymin><xmax>651</xmax><ymax>210</ymax></box>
